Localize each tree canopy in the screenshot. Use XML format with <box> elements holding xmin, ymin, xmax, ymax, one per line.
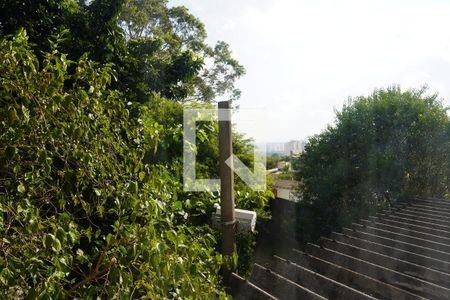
<box><xmin>0</xmin><ymin>0</ymin><xmax>245</xmax><ymax>104</ymax></box>
<box><xmin>120</xmin><ymin>0</ymin><xmax>245</xmax><ymax>102</ymax></box>
<box><xmin>0</xmin><ymin>29</ymin><xmax>229</xmax><ymax>299</ymax></box>
<box><xmin>294</xmin><ymin>87</ymin><xmax>450</xmax><ymax>242</ymax></box>
<box><xmin>0</xmin><ymin>1</ymin><xmax>269</xmax><ymax>298</ymax></box>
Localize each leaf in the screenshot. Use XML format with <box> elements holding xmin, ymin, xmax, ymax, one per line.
<box><xmin>106</xmin><ymin>233</ymin><xmax>113</xmax><ymax>245</ymax></box>
<box><xmin>21</xmin><ymin>105</ymin><xmax>30</xmax><ymax>123</ymax></box>
<box><xmin>138</xmin><ymin>171</ymin><xmax>146</xmax><ymax>182</ymax></box>
<box><xmin>43</xmin><ymin>234</ymin><xmax>54</xmax><ymax>250</ymax></box>
<box><xmin>97</xmin><ymin>205</ymin><xmax>104</xmax><ymax>217</ymax></box>
<box><xmin>109</xmin><ymin>267</ymin><xmax>120</xmax><ymax>282</ymax></box>
<box><xmin>157</xmin><ymin>243</ymin><xmax>165</xmax><ymax>254</ymax></box>
<box><xmin>119</xmin><ymin>245</ymin><xmax>127</xmax><ymax>255</ymax></box>
<box><xmin>127</xmin><ymin>181</ymin><xmax>138</xmax><ymax>194</ymax></box>
<box><xmin>86</xmin><ymin>227</ymin><xmax>92</xmax><ymax>242</ymax></box>
<box><xmin>94</xmin><ymin>188</ymin><xmax>102</xmax><ymax>196</ymax></box>
<box><xmin>56</xmin><ymin>228</ymin><xmax>66</xmax><ymax>243</ymax></box>
<box><xmin>68</xmin><ymin>231</ymin><xmax>77</xmax><ymax>245</ymax></box>
<box><xmin>17</xmin><ymin>183</ymin><xmax>26</xmax><ymax>194</ymax></box>
<box><xmin>174</xmin><ymin>264</ymin><xmax>183</xmax><ymax>281</ymax></box>
<box><xmin>8</xmin><ymin>108</ymin><xmax>17</xmax><ymax>123</ymax></box>
<box><xmin>52</xmin><ymin>238</ymin><xmax>62</xmax><ymax>253</ymax></box>
<box><xmin>173</xmin><ymin>201</ymin><xmax>183</xmax><ymax>211</ymax></box>
<box><xmin>5</xmin><ymin>146</ymin><xmax>17</xmax><ymax>160</ymax></box>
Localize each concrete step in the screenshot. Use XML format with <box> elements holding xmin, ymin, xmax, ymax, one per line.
<box><xmin>268</xmin><ymin>255</ymin><xmax>376</xmax><ymax>300</ymax></box>
<box><xmin>288</xmin><ymin>248</ymin><xmax>423</xmax><ymax>300</ymax></box>
<box><xmin>369</xmin><ymin>215</ymin><xmax>450</xmax><ymax>238</ymax></box>
<box><xmin>331</xmin><ymin>232</ymin><xmax>450</xmax><ymax>274</ymax></box>
<box><xmin>400</xmin><ymin>199</ymin><xmax>450</xmax><ymax>210</ymax></box>
<box><xmin>407</xmin><ymin>203</ymin><xmax>450</xmax><ymax>216</ymax></box>
<box><xmin>305</xmin><ymin>243</ymin><xmax>450</xmax><ymax>299</ymax></box>
<box><xmin>396</xmin><ymin>206</ymin><xmax>450</xmax><ymax>221</ymax></box>
<box><xmin>359</xmin><ymin>219</ymin><xmax>450</xmax><ymax>246</ymax></box>
<box><xmin>375</xmin><ymin>212</ymin><xmax>450</xmax><ymax>232</ymax></box>
<box><xmin>248</xmin><ymin>264</ymin><xmax>326</xmax><ymax>300</ymax></box>
<box><xmin>388</xmin><ymin>210</ymin><xmax>450</xmax><ymax>228</ymax></box>
<box><xmin>239</xmin><ymin>198</ymin><xmax>450</xmax><ymax>299</ymax></box>
<box><xmin>342</xmin><ymin>227</ymin><xmax>450</xmax><ymax>263</ymax></box>
<box><xmin>230</xmin><ymin>273</ymin><xmax>277</xmax><ymax>300</ymax></box>
<box><xmin>351</xmin><ymin>222</ymin><xmax>450</xmax><ymax>253</ymax></box>
<box><xmin>408</xmin><ymin>202</ymin><xmax>450</xmax><ymax>214</ymax></box>
<box><xmin>408</xmin><ymin>198</ymin><xmax>450</xmax><ymax>209</ymax></box>
<box><xmin>319</xmin><ymin>236</ymin><xmax>450</xmax><ymax>288</ymax></box>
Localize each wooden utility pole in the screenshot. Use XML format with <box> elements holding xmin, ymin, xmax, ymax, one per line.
<box><xmin>218</xmin><ymin>101</ymin><xmax>236</xmax><ymax>282</ymax></box>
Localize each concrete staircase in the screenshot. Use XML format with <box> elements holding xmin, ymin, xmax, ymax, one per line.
<box><xmin>231</xmin><ymin>198</ymin><xmax>450</xmax><ymax>299</ymax></box>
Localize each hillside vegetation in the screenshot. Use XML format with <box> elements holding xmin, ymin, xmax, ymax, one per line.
<box><xmin>295</xmin><ymin>87</ymin><xmax>450</xmax><ymax>242</ymax></box>
<box><xmin>0</xmin><ymin>1</ymin><xmax>272</xmax><ymax>298</ymax></box>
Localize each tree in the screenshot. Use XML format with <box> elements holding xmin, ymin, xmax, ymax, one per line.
<box><xmin>0</xmin><ymin>0</ymin><xmax>210</xmax><ymax>103</ymax></box>
<box><xmin>0</xmin><ymin>1</ymin><xmax>271</xmax><ymax>297</ymax></box>
<box><xmin>0</xmin><ymin>1</ymin><xmax>244</xmax><ymax>103</ymax></box>
<box><xmin>120</xmin><ymin>0</ymin><xmax>245</xmax><ymax>102</ymax></box>
<box><xmin>0</xmin><ymin>0</ymin><xmax>127</xmax><ymax>63</ymax></box>
<box><xmin>142</xmin><ymin>97</ymin><xmax>273</xmax><ymax>219</ymax></box>
<box><xmin>295</xmin><ymin>86</ymin><xmax>450</xmax><ymax>242</ymax></box>
<box><xmin>0</xmin><ymin>30</ymin><xmax>227</xmax><ymax>299</ymax></box>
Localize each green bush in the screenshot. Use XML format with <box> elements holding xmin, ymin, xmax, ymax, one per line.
<box><xmin>0</xmin><ymin>30</ymin><xmax>227</xmax><ymax>299</ymax></box>
<box><xmin>141</xmin><ymin>97</ymin><xmax>273</xmax><ymax>219</ymax></box>
<box><xmin>0</xmin><ymin>1</ymin><xmax>271</xmax><ymax>297</ymax></box>
<box><xmin>295</xmin><ymin>87</ymin><xmax>450</xmax><ymax>242</ymax></box>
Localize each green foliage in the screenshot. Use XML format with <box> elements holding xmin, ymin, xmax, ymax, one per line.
<box><xmin>120</xmin><ymin>0</ymin><xmax>245</xmax><ymax>102</ymax></box>
<box><xmin>0</xmin><ymin>0</ymin><xmax>78</xmax><ymax>51</ymax></box>
<box><xmin>141</xmin><ymin>97</ymin><xmax>273</xmax><ymax>217</ymax></box>
<box><xmin>0</xmin><ymin>0</ymin><xmax>242</xmax><ymax>104</ymax></box>
<box><xmin>0</xmin><ymin>0</ymin><xmax>127</xmax><ymax>64</ymax></box>
<box><xmin>0</xmin><ymin>1</ymin><xmax>270</xmax><ymax>297</ymax></box>
<box><xmin>266</xmin><ymin>155</ymin><xmax>280</xmax><ymax>169</ymax></box>
<box><xmin>235</xmin><ymin>232</ymin><xmax>257</xmax><ymax>277</ymax></box>
<box><xmin>0</xmin><ymin>31</ymin><xmax>228</xmax><ymax>299</ymax></box>
<box><xmin>295</xmin><ymin>87</ymin><xmax>450</xmax><ymax>242</ymax></box>
<box><xmin>276</xmin><ymin>172</ymin><xmax>294</xmax><ymax>180</ymax></box>
<box><xmin>120</xmin><ymin>36</ymin><xmax>205</xmax><ymax>103</ymax></box>
<box><xmin>266</xmin><ymin>154</ymin><xmax>291</xmax><ymax>170</ymax></box>
<box><xmin>0</xmin><ymin>0</ymin><xmax>244</xmax><ymax>104</ymax></box>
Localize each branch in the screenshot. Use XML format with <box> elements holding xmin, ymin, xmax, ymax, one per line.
<box><xmin>68</xmin><ymin>241</ymin><xmax>115</xmax><ymax>294</ymax></box>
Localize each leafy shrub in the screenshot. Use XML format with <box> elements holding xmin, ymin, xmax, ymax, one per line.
<box><xmin>0</xmin><ymin>30</ymin><xmax>227</xmax><ymax>299</ymax></box>
<box><xmin>142</xmin><ymin>97</ymin><xmax>273</xmax><ymax>219</ymax></box>
<box><xmin>295</xmin><ymin>87</ymin><xmax>450</xmax><ymax>242</ymax></box>
<box><xmin>235</xmin><ymin>232</ymin><xmax>257</xmax><ymax>277</ymax></box>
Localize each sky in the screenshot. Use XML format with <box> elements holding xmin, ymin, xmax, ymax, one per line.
<box><xmin>171</xmin><ymin>0</ymin><xmax>450</xmax><ymax>143</ymax></box>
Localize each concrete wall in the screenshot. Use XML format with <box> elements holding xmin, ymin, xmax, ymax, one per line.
<box><xmin>277</xmin><ymin>188</ymin><xmax>299</xmax><ymax>202</ymax></box>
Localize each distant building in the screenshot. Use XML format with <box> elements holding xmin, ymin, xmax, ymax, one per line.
<box><xmin>277</xmin><ymin>160</ymin><xmax>288</xmax><ymax>170</ymax></box>
<box><xmin>265</xmin><ymin>140</ymin><xmax>305</xmax><ymax>156</ymax></box>
<box><xmin>274</xmin><ymin>180</ymin><xmax>300</xmax><ymax>202</ymax></box>
<box><xmin>265</xmin><ymin>142</ymin><xmax>286</xmax><ymax>155</ymax></box>
<box><xmin>285</xmin><ymin>140</ymin><xmax>305</xmax><ymax>155</ymax></box>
